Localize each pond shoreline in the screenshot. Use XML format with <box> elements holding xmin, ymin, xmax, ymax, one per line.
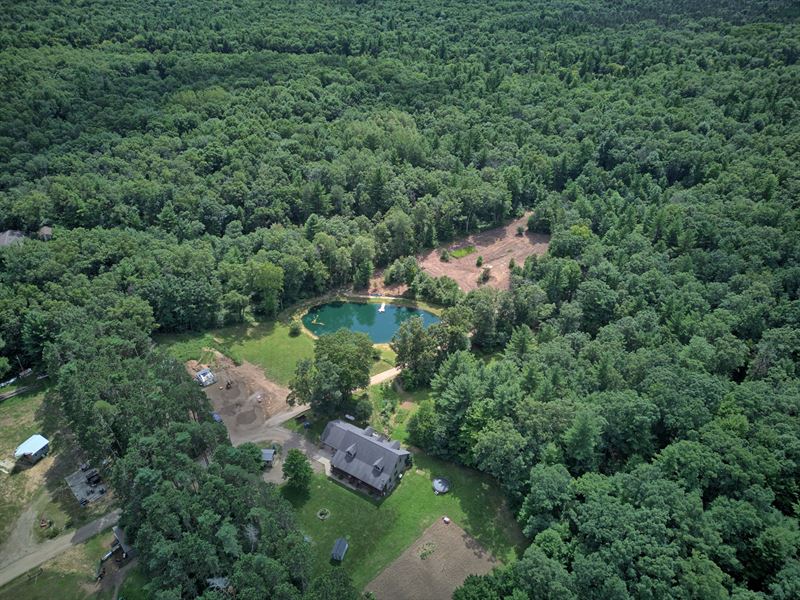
<box><xmin>302</xmin><ymin>299</ymin><xmax>439</xmax><ymax>344</ymax></box>
<box><xmin>285</xmin><ymin>293</ymin><xmax>443</xmax><ymax>342</ymax></box>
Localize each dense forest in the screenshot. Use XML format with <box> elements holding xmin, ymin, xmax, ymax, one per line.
<box><xmin>1</xmin><ymin>0</ymin><xmax>799</xmax><ymax>598</ymax></box>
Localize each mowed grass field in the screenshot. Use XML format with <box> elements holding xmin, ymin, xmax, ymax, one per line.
<box><xmin>283</xmin><ymin>452</ymin><xmax>526</xmax><ymax>589</ymax></box>
<box><xmin>159</xmin><ymin>318</ymin><xmax>399</xmax><ymax>385</ymax></box>
<box><xmin>157</xmin><ymin>320</ymin><xmax>314</xmax><ymax>386</ymax></box>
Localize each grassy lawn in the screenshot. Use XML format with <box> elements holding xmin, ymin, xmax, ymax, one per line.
<box><xmin>369</xmin><ymin>345</ymin><xmax>396</xmax><ymax>377</ymax></box>
<box><xmin>0</xmin><ymin>531</ymin><xmax>116</xmax><ymax>600</ymax></box>
<box><xmin>284</xmin><ymin>413</ymin><xmax>327</xmax><ymax>442</ymax></box>
<box><xmin>450</xmin><ymin>245</ymin><xmax>476</xmax><ymax>259</ymax></box>
<box><xmin>157</xmin><ymin>320</ymin><xmax>314</xmax><ymax>386</ymax></box>
<box><xmin>0</xmin><ymin>389</ymin><xmax>47</xmax><ymax>545</ymax></box>
<box><xmin>283</xmin><ymin>453</ymin><xmax>526</xmax><ymax>589</ymax></box>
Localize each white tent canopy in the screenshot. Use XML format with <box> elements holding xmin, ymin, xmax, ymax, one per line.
<box><xmin>14</xmin><ymin>434</ymin><xmax>49</xmax><ymax>459</ymax></box>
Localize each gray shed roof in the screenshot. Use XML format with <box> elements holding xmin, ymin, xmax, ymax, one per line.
<box><xmin>321</xmin><ymin>421</ymin><xmax>409</xmax><ymax>491</ymax></box>
<box><xmin>113</xmin><ymin>526</ymin><xmax>136</xmax><ymax>557</ymax></box>
<box><xmin>261</xmin><ymin>448</ymin><xmax>275</xmax><ymax>462</ymax></box>
<box><xmin>332</xmin><ymin>538</ymin><xmax>349</xmax><ymax>561</ymax></box>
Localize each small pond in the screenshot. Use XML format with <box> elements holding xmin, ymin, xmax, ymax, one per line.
<box><xmin>302</xmin><ymin>301</ymin><xmax>439</xmax><ymax>343</ymax></box>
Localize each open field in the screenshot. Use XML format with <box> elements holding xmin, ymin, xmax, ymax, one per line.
<box><xmin>370</xmin><ymin>345</ymin><xmax>397</xmax><ymax>377</ymax></box>
<box><xmin>370</xmin><ymin>214</ymin><xmax>550</xmax><ymax>294</ymax></box>
<box><xmin>366</xmin><ymin>519</ymin><xmax>499</xmax><ymax>600</ymax></box>
<box><xmin>0</xmin><ymin>390</ymin><xmax>113</xmax><ymax>559</ymax></box>
<box><xmin>0</xmin><ymin>531</ymin><xmax>116</xmax><ymax>600</ymax></box>
<box><xmin>161</xmin><ymin>314</ymin><xmax>399</xmax><ymax>389</ymax></box>
<box><xmin>158</xmin><ymin>320</ymin><xmax>314</xmax><ymax>386</ymax></box>
<box><xmin>282</xmin><ymin>452</ymin><xmax>524</xmax><ymax>589</ymax></box>
<box><xmin>0</xmin><ymin>390</ymin><xmax>46</xmax><ymax>546</ymax></box>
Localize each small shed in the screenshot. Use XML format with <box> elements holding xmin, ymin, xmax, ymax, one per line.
<box><xmin>332</xmin><ymin>538</ymin><xmax>349</xmax><ymax>562</ymax></box>
<box><xmin>195</xmin><ymin>368</ymin><xmax>216</xmax><ymax>387</ymax></box>
<box><xmin>14</xmin><ymin>434</ymin><xmax>49</xmax><ymax>463</ymax></box>
<box><xmin>261</xmin><ymin>448</ymin><xmax>275</xmax><ymax>467</ymax></box>
<box><xmin>112</xmin><ymin>525</ymin><xmax>136</xmax><ymax>558</ymax></box>
<box><xmin>211</xmin><ymin>412</ymin><xmax>223</xmax><ymax>423</ymax></box>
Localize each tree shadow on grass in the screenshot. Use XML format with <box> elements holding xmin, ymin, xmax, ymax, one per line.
<box><xmin>281</xmin><ymin>484</ymin><xmax>311</xmax><ymax>508</ymax></box>
<box><xmin>34</xmin><ymin>392</ymin><xmax>114</xmax><ymax>531</ymax></box>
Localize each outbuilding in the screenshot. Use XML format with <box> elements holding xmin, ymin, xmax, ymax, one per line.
<box><xmin>261</xmin><ymin>448</ymin><xmax>275</xmax><ymax>467</ymax></box>
<box><xmin>195</xmin><ymin>368</ymin><xmax>216</xmax><ymax>387</ymax></box>
<box><xmin>112</xmin><ymin>525</ymin><xmax>136</xmax><ymax>558</ymax></box>
<box><xmin>332</xmin><ymin>538</ymin><xmax>349</xmax><ymax>562</ymax></box>
<box><xmin>14</xmin><ymin>434</ymin><xmax>49</xmax><ymax>463</ymax></box>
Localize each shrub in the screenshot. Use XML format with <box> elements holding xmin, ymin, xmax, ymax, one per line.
<box><xmin>440</xmin><ymin>249</ymin><xmax>450</xmax><ymax>262</ymax></box>
<box><xmin>516</xmin><ymin>225</ymin><xmax>525</xmax><ymax>236</ymax></box>
<box><xmin>476</xmin><ymin>255</ymin><xmax>483</xmax><ymax>267</ymax></box>
<box><xmin>289</xmin><ymin>319</ymin><xmax>302</xmax><ymax>336</ymax></box>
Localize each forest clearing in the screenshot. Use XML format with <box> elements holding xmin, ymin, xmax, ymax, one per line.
<box><xmin>371</xmin><ymin>213</ymin><xmax>551</xmax><ymax>295</ymax></box>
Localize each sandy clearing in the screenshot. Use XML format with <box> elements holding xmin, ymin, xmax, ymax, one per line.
<box><xmin>366</xmin><ymin>519</ymin><xmax>500</xmax><ymax>600</ymax></box>
<box><xmin>370</xmin><ymin>214</ymin><xmax>549</xmax><ymax>295</ymax></box>
<box><xmin>186</xmin><ymin>351</ymin><xmax>291</xmax><ymax>446</ymax></box>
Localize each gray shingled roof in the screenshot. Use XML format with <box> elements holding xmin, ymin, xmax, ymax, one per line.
<box><xmin>321</xmin><ymin>421</ymin><xmax>409</xmax><ymax>491</ymax></box>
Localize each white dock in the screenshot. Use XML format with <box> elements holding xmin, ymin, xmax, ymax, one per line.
<box><xmin>378</xmin><ymin>302</ymin><xmax>386</xmax><ymax>312</ymax></box>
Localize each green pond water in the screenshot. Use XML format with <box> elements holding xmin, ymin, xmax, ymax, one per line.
<box><xmin>302</xmin><ymin>301</ymin><xmax>439</xmax><ymax>343</ymax></box>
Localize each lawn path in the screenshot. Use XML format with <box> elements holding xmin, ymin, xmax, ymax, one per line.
<box><xmin>369</xmin><ymin>367</ymin><xmax>401</xmax><ymax>386</ymax></box>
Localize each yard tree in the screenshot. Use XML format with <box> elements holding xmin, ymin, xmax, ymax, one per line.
<box><xmin>282</xmin><ymin>448</ymin><xmax>313</xmax><ymax>491</ymax></box>
<box><xmin>248</xmin><ymin>258</ymin><xmax>284</xmax><ymax>317</ymax></box>
<box><xmin>391</xmin><ymin>316</ymin><xmax>438</xmax><ymax>388</ymax></box>
<box><xmin>305</xmin><ymin>568</ymin><xmax>360</xmax><ymax>600</ymax></box>
<box><xmin>314</xmin><ymin>329</ymin><xmax>373</xmax><ymax>399</ymax></box>
<box><xmin>0</xmin><ymin>336</ymin><xmax>9</xmax><ymax>378</ymax></box>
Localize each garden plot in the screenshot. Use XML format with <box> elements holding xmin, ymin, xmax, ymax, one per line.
<box><xmin>366</xmin><ymin>519</ymin><xmax>499</xmax><ymax>600</ymax></box>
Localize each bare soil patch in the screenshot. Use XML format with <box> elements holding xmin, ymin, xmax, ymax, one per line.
<box><xmin>366</xmin><ymin>519</ymin><xmax>500</xmax><ymax>600</ymax></box>
<box><xmin>186</xmin><ymin>351</ymin><xmax>291</xmax><ymax>445</ymax></box>
<box><xmin>370</xmin><ymin>213</ymin><xmax>549</xmax><ymax>294</ymax></box>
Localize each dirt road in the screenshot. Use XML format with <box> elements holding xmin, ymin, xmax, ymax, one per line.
<box><xmin>369</xmin><ymin>367</ymin><xmax>401</xmax><ymax>386</ymax></box>
<box><xmin>0</xmin><ymin>508</ymin><xmax>120</xmax><ymax>587</ymax></box>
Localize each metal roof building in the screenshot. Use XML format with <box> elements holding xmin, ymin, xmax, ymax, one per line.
<box><xmin>14</xmin><ymin>434</ymin><xmax>49</xmax><ymax>462</ymax></box>
<box><xmin>332</xmin><ymin>538</ymin><xmax>349</xmax><ymax>561</ymax></box>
